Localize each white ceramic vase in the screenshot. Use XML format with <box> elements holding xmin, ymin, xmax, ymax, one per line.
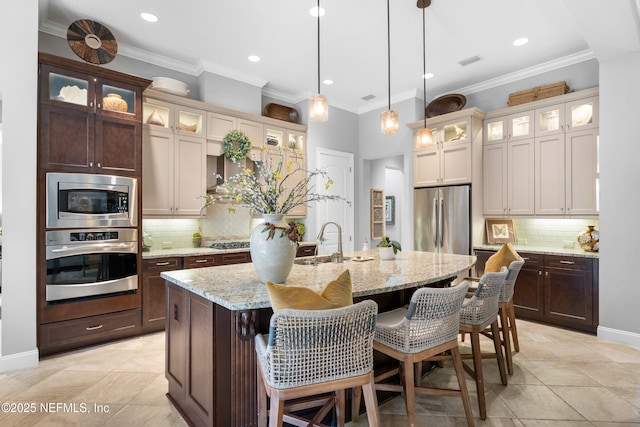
<box><xmin>250</xmin><ymin>214</ymin><xmax>297</xmax><ymax>283</ymax></box>
<box><xmin>379</xmin><ymin>246</ymin><xmax>395</xmax><ymax>260</ymax></box>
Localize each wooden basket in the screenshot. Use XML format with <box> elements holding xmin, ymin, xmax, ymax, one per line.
<box><xmin>507</xmin><ymin>81</ymin><xmax>569</xmax><ymax>107</ymax></box>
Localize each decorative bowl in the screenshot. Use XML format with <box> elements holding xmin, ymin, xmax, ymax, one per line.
<box><xmin>151</xmin><ymin>77</ymin><xmax>190</xmax><ymax>97</ymax></box>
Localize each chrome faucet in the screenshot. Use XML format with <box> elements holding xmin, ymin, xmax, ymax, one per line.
<box><xmin>317</xmin><ymin>221</ymin><xmax>344</xmax><ymax>263</ymax></box>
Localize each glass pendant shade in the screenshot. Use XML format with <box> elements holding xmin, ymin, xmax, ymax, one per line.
<box><xmin>416</xmin><ymin>127</ymin><xmax>433</xmax><ymax>146</ymax></box>
<box><xmin>380</xmin><ymin>110</ymin><xmax>399</xmax><ymax>134</ymax></box>
<box><xmin>309</xmin><ymin>93</ymin><xmax>329</xmax><ymax>122</ymax></box>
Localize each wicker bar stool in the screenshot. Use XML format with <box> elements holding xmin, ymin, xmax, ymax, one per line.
<box><xmin>458</xmin><ymin>268</ymin><xmax>508</xmax><ymax>420</ymax></box>
<box><xmin>369</xmin><ymin>283</ymin><xmax>475</xmax><ymax>427</ymax></box>
<box><xmin>255</xmin><ymin>300</ymin><xmax>380</xmax><ymax>427</ymax></box>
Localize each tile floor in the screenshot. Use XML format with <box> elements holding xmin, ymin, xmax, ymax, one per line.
<box><xmin>0</xmin><ymin>319</ymin><xmax>638</xmax><ymax>426</ymax></box>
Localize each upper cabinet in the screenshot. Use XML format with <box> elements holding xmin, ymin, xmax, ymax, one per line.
<box><xmin>482</xmin><ymin>88</ymin><xmax>599</xmax><ymax>217</ymax></box>
<box><xmin>38</xmin><ymin>53</ymin><xmax>151</xmax><ymax>176</ymax></box>
<box><xmin>143</xmin><ymin>98</ymin><xmax>206</xmax><ymax>137</ymax></box>
<box><xmin>410</xmin><ymin>108</ymin><xmax>485</xmax><ymax>188</ymax></box>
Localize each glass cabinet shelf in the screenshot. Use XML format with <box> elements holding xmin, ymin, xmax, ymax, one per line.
<box><xmin>49</xmin><ymin>73</ymin><xmax>88</xmax><ymax>106</ymax></box>
<box><xmin>443</xmin><ymin>121</ymin><xmax>467</xmax><ymax>143</ymax></box>
<box><xmin>101</xmin><ymin>85</ymin><xmax>135</xmax><ymax>115</ymax></box>
<box><xmin>178</xmin><ymin>110</ymin><xmax>204</xmax><ymax>135</ymax></box>
<box><xmin>143</xmin><ymin>102</ymin><xmax>171</xmax><ymax>129</ymax></box>
<box><xmin>265</xmin><ymin>128</ymin><xmax>284</xmax><ymax>148</ymax></box>
<box><xmin>512</xmin><ymin>115</ymin><xmax>530</xmax><ymax>138</ymax></box>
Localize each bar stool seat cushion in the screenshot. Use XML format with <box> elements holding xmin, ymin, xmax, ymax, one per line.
<box><xmin>266</xmin><ymin>270</ymin><xmax>353</xmax><ymax>312</ymax></box>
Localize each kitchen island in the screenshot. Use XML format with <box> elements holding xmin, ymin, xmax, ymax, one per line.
<box><xmin>161</xmin><ymin>250</ymin><xmax>476</xmax><ymax>427</ymax></box>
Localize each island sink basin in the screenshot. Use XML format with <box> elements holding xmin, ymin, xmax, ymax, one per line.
<box><xmin>294</xmin><ymin>255</ymin><xmax>350</xmax><ymax>266</ymax></box>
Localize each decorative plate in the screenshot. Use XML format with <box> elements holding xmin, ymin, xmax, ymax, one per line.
<box><xmin>67</xmin><ymin>19</ymin><xmax>118</xmax><ymax>64</ymax></box>
<box><xmin>426</xmin><ymin>93</ymin><xmax>466</xmax><ymax>118</ymax></box>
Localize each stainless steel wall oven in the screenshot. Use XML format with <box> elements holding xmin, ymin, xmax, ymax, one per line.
<box><xmin>46</xmin><ymin>172</ymin><xmax>138</xmax><ymax>229</ymax></box>
<box><xmin>45</xmin><ymin>229</ymin><xmax>138</xmax><ymax>303</ymax></box>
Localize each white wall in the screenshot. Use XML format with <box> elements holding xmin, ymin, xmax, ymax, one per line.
<box><xmin>0</xmin><ymin>1</ymin><xmax>39</xmax><ymax>369</ymax></box>
<box><xmin>597</xmin><ymin>51</ymin><xmax>640</xmax><ymax>346</ymax></box>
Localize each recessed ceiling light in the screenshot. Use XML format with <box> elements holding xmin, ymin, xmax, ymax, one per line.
<box><xmin>322</xmin><ymin>79</ymin><xmax>333</xmax><ymax>85</ymax></box>
<box><xmin>513</xmin><ymin>37</ymin><xmax>528</xmax><ymax>46</ymax></box>
<box><xmin>140</xmin><ymin>12</ymin><xmax>158</xmax><ymax>23</ymax></box>
<box><xmin>309</xmin><ymin>6</ymin><xmax>326</xmax><ymax>17</ymax></box>
<box><xmin>248</xmin><ymin>55</ymin><xmax>261</xmax><ymax>62</ymax></box>
<box><xmin>423</xmin><ymin>73</ymin><xmax>434</xmax><ymax>79</ymax></box>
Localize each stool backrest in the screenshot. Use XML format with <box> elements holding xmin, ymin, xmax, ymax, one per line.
<box><xmin>263</xmin><ymin>299</ymin><xmax>378</xmax><ymax>389</ymax></box>
<box><xmin>500</xmin><ymin>259</ymin><xmax>525</xmax><ymax>303</ymax></box>
<box><xmin>460</xmin><ymin>268</ymin><xmax>508</xmax><ymax>325</ymax></box>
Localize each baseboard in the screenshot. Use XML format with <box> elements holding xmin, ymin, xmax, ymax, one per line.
<box><xmin>597</xmin><ymin>326</ymin><xmax>640</xmax><ymax>350</ymax></box>
<box><xmin>0</xmin><ymin>348</ymin><xmax>39</xmax><ymax>372</ymax></box>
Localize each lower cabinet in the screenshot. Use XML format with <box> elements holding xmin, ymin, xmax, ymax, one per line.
<box><xmin>474</xmin><ymin>249</ymin><xmax>598</xmax><ymax>333</ymax></box>
<box><xmin>142</xmin><ymin>257</ymin><xmax>183</xmax><ymax>332</ymax></box>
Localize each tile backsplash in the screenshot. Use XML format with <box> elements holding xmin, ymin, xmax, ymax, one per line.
<box><xmin>511</xmin><ymin>218</ymin><xmax>600</xmax><ymax>249</ymax></box>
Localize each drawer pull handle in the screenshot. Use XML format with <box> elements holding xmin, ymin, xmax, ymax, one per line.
<box><xmin>521</xmin><ymin>257</ymin><xmax>530</xmax><ymax>260</ymax></box>
<box><xmin>174</xmin><ymin>303</ymin><xmax>179</xmax><ymax>321</ymax></box>
<box><xmin>86</xmin><ymin>324</ymin><xmax>104</xmax><ymax>331</ymax></box>
<box><xmin>559</xmin><ymin>260</ymin><xmax>575</xmax><ymax>265</ymax></box>
<box><xmin>156</xmin><ymin>261</ymin><xmax>170</xmax><ymax>266</ymax></box>
<box><xmin>195</xmin><ymin>259</ymin><xmax>208</xmax><ymax>263</ymax></box>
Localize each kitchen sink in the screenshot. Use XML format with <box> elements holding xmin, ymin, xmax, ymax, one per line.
<box><xmin>294</xmin><ymin>255</ymin><xmax>350</xmax><ymax>266</ymax></box>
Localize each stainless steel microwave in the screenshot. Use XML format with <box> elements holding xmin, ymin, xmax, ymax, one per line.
<box><xmin>46</xmin><ymin>172</ymin><xmax>138</xmax><ymax>229</ymax></box>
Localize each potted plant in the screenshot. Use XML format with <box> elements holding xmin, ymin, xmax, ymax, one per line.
<box><xmin>192</xmin><ymin>232</ymin><xmax>202</xmax><ymax>248</ymax></box>
<box><xmin>377</xmin><ymin>235</ymin><xmax>401</xmax><ymax>260</ymax></box>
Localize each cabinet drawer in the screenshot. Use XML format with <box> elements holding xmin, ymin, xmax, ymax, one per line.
<box><xmin>296</xmin><ymin>245</ymin><xmax>317</xmax><ymax>257</ymax></box>
<box><xmin>184</xmin><ymin>255</ymin><xmax>217</xmax><ymax>268</ymax></box>
<box><xmin>518</xmin><ymin>252</ymin><xmax>543</xmax><ymax>269</ymax></box>
<box><xmin>544</xmin><ymin>255</ymin><xmax>591</xmax><ymax>271</ymax></box>
<box><xmin>143</xmin><ymin>257</ymin><xmax>182</xmax><ymax>271</ymax></box>
<box><xmin>40</xmin><ymin>309</ymin><xmax>141</xmax><ymax>352</ymax></box>
<box><xmin>218</xmin><ymin>251</ymin><xmax>251</xmax><ymax>265</ymax></box>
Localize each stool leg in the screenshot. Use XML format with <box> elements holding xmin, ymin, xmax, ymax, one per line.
<box><xmin>403</xmin><ymin>356</ymin><xmax>417</xmax><ymax>427</ymax></box>
<box><xmin>491</xmin><ymin>320</ymin><xmax>508</xmax><ymax>385</ymax></box>
<box><xmin>362</xmin><ymin>372</ymin><xmax>381</xmax><ymax>427</ymax></box>
<box><xmin>469</xmin><ymin>330</ymin><xmax>487</xmax><ymax>420</ymax></box>
<box><xmin>508</xmin><ymin>300</ymin><xmax>520</xmax><ymax>352</ymax></box>
<box><xmin>268</xmin><ymin>391</ymin><xmax>284</xmax><ymax>427</ymax></box>
<box><xmin>351</xmin><ymin>386</ymin><xmax>362</xmax><ymax>422</ymax></box>
<box><xmin>451</xmin><ymin>345</ymin><xmax>475</xmax><ymax>427</ymax></box>
<box><xmin>499</xmin><ymin>305</ymin><xmax>514</xmax><ymax>375</ymax></box>
<box><xmin>257</xmin><ymin>364</ymin><xmax>268</xmax><ymax>427</ymax></box>
<box><xmin>336</xmin><ymin>389</ymin><xmax>346</xmax><ymax>427</ymax></box>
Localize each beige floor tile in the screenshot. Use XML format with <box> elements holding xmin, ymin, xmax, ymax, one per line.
<box><xmin>577</xmin><ymin>362</ymin><xmax>640</xmax><ymax>388</ymax></box>
<box><xmin>521</xmin><ymin>360</ymin><xmax>601</xmax><ymax>386</ymax></box>
<box><xmin>128</xmin><ymin>374</ymin><xmax>171</xmax><ymax>406</ymax></box>
<box><xmin>103</xmin><ymin>404</ymin><xmax>187</xmax><ymax>427</ymax></box>
<box><xmin>491</xmin><ymin>384</ymin><xmax>584</xmax><ymax>420</ymax></box>
<box><xmin>590</xmin><ymin>340</ymin><xmax>640</xmax><ymax>363</ymax></box>
<box><xmin>75</xmin><ymin>371</ymin><xmax>159</xmax><ymax>405</ymax></box>
<box><xmin>112</xmin><ymin>349</ymin><xmax>165</xmax><ymax>373</ymax></box>
<box><xmin>12</xmin><ymin>369</ymin><xmax>109</xmax><ymax>402</ymax></box>
<box><xmin>31</xmin><ymin>403</ymin><xmax>125</xmax><ymax>426</ymax></box>
<box><xmin>550</xmin><ymin>385</ymin><xmax>640</xmax><ymax>423</ymax></box>
<box><xmin>591</xmin><ymin>423</ymin><xmax>640</xmax><ymax>427</ymax></box>
<box><xmin>519</xmin><ymin>421</ymin><xmax>592</xmax><ymax>427</ymax></box>
<box><xmin>510</xmin><ymin>341</ymin><xmax>560</xmax><ymax>361</ymax></box>
<box><xmin>611</xmin><ymin>386</ymin><xmax>640</xmax><ymax>409</ymax></box>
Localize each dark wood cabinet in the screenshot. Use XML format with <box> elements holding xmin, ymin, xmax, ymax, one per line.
<box><xmin>38</xmin><ymin>53</ymin><xmax>150</xmax><ymax>176</ymax></box>
<box><xmin>184</xmin><ymin>255</ymin><xmax>218</xmax><ymax>269</ymax></box>
<box><xmin>296</xmin><ymin>244</ymin><xmax>317</xmax><ymax>257</ymax></box>
<box><xmin>142</xmin><ymin>257</ymin><xmax>183</xmax><ymax>332</ymax></box>
<box><xmin>474</xmin><ymin>249</ymin><xmax>598</xmax><ymax>333</ymax></box>
<box><xmin>217</xmin><ymin>251</ymin><xmax>251</xmax><ymax>265</ymax></box>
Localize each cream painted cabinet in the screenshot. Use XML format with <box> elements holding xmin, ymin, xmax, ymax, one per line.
<box><xmin>143</xmin><ymin>129</ymin><xmax>206</xmax><ymax>216</ymax></box>
<box><xmin>206</xmin><ymin>112</ymin><xmax>263</xmax><ymax>153</ymax></box>
<box><xmin>412</xmin><ymin>111</ymin><xmax>483</xmax><ymax>187</ymax></box>
<box><xmin>143</xmin><ymin>98</ymin><xmax>206</xmax><ymax>137</ymax></box>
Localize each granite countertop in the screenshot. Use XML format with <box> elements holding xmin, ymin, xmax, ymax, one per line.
<box><xmin>142</xmin><ymin>241</ymin><xmax>316</xmax><ymax>259</ymax></box>
<box><xmin>473</xmin><ymin>244</ymin><xmax>599</xmax><ymax>259</ymax></box>
<box><xmin>160</xmin><ymin>250</ymin><xmax>476</xmax><ymax>311</ymax></box>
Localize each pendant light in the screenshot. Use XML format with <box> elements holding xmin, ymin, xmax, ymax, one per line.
<box><xmin>380</xmin><ymin>0</ymin><xmax>398</xmax><ymax>134</ymax></box>
<box><xmin>309</xmin><ymin>0</ymin><xmax>328</xmax><ymax>122</ymax></box>
<box><xmin>416</xmin><ymin>0</ymin><xmax>433</xmax><ymax>146</ymax></box>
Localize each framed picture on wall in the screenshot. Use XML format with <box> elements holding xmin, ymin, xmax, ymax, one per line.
<box><xmin>485</xmin><ymin>218</ymin><xmax>515</xmax><ymax>244</ymax></box>
<box><xmin>385</xmin><ymin>196</ymin><xmax>395</xmax><ymax>225</ymax></box>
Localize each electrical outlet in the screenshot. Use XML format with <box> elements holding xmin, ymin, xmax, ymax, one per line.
<box><xmin>162</xmin><ymin>241</ymin><xmax>172</xmax><ymax>249</ymax></box>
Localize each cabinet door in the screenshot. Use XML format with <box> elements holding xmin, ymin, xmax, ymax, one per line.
<box><xmin>239</xmin><ymin>119</ymin><xmax>264</xmax><ymax>147</ymax></box>
<box><xmin>174</xmin><ymin>135</ymin><xmax>207</xmax><ymax>216</ymax></box>
<box><xmin>565</xmin><ymin>129</ymin><xmax>598</xmax><ymax>215</ymax></box>
<box><xmin>176</xmin><ymin>106</ymin><xmax>206</xmax><ymax>137</ymax></box>
<box><xmin>544</xmin><ymin>257</ymin><xmax>593</xmax><ymax>329</ymax></box>
<box><xmin>414</xmin><ymin>149</ymin><xmax>440</xmax><ymax>187</ymax></box>
<box><xmin>285</xmin><ymin>150</ymin><xmax>307</xmax><ymax>217</ymax></box>
<box><xmin>508</xmin><ymin>138</ymin><xmax>535</xmax><ymax>215</ymax></box>
<box><xmin>166</xmin><ymin>284</ymin><xmax>187</xmax><ymax>391</ymax></box>
<box><xmin>142</xmin><ymin>130</ymin><xmax>175</xmax><ymax>215</ymax></box>
<box><xmin>535</xmin><ymin>103</ymin><xmax>565</xmax><ymax>136</ymax></box>
<box><xmin>512</xmin><ymin>253</ymin><xmax>544</xmax><ymax>321</ymax></box>
<box><xmin>508</xmin><ymin>111</ymin><xmax>534</xmax><ymax>142</ymax></box>
<box><xmin>39</xmin><ymin>103</ymin><xmax>94</xmax><ymax>172</ymax></box>
<box><xmin>566</xmin><ymin>96</ymin><xmax>599</xmax><ymax>132</ymax></box>
<box><xmin>440</xmin><ymin>141</ymin><xmax>472</xmax><ymax>185</ymax></box>
<box><xmin>142</xmin><ymin>257</ymin><xmax>182</xmax><ymax>331</ymax></box>
<box><xmin>40</xmin><ymin>64</ymin><xmax>94</xmax><ymax>111</ymax></box>
<box><xmin>207</xmin><ymin>112</ymin><xmax>237</xmax><ymax>141</ymax></box>
<box><xmin>482</xmin><ymin>144</ymin><xmax>507</xmax><ymax>216</ymax></box>
<box><xmin>484</xmin><ymin>117</ymin><xmax>508</xmax><ymax>145</ymax></box>
<box><xmin>184</xmin><ymin>255</ymin><xmax>217</xmax><ymax>268</ymax></box>
<box><xmin>95</xmin><ymin>114</ymin><xmax>141</xmax><ymax>176</ymax></box>
<box><xmin>535</xmin><ymin>134</ymin><xmax>565</xmax><ymax>215</ymax></box>
<box><xmin>96</xmin><ymin>78</ymin><xmax>140</xmax><ymax>121</ymax></box>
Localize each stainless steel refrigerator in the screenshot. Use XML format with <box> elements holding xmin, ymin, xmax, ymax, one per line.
<box><xmin>414</xmin><ymin>185</ymin><xmax>471</xmax><ymax>255</ymax></box>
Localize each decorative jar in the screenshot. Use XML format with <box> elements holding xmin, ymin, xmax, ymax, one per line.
<box><xmin>577</xmin><ymin>225</ymin><xmax>599</xmax><ymax>252</ymax></box>
<box><xmin>250</xmin><ymin>214</ymin><xmax>297</xmax><ymax>283</ymax></box>
<box><xmin>102</xmin><ymin>93</ymin><xmax>128</xmax><ymax>112</ymax></box>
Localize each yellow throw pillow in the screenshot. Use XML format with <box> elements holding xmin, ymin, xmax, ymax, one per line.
<box><xmin>266</xmin><ymin>270</ymin><xmax>353</xmax><ymax>312</ymax></box>
<box><xmin>485</xmin><ymin>243</ymin><xmax>522</xmax><ymax>272</ymax></box>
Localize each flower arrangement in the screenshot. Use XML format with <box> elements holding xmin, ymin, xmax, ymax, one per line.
<box><xmin>201</xmin><ymin>144</ymin><xmax>349</xmax><ymax>235</ymax></box>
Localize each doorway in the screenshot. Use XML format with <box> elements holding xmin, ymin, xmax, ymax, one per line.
<box><xmin>315</xmin><ymin>148</ymin><xmax>354</xmax><ymax>255</ymax></box>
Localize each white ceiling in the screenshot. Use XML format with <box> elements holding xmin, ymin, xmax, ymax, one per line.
<box><xmin>38</xmin><ymin>0</ymin><xmax>613</xmax><ymax>114</ymax></box>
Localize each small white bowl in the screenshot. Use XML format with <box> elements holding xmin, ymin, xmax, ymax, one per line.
<box><xmin>151</xmin><ymin>77</ymin><xmax>190</xmax><ymax>97</ymax></box>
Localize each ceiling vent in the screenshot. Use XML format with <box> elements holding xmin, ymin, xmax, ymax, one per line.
<box><xmin>361</xmin><ymin>94</ymin><xmax>376</xmax><ymax>101</ymax></box>
<box><xmin>459</xmin><ymin>55</ymin><xmax>482</xmax><ymax>66</ymax></box>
